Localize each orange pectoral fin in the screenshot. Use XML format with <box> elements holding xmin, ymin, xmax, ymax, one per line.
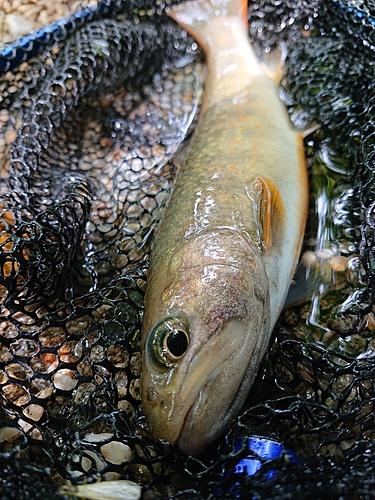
<box><xmin>253</xmin><ymin>177</ymin><xmax>286</xmax><ymax>252</ymax></box>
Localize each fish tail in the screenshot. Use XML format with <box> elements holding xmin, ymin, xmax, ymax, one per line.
<box><xmin>167</xmin><ymin>0</ymin><xmax>248</xmax><ymax>50</ymax></box>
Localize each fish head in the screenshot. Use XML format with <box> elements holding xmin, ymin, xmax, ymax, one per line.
<box><xmin>141</xmin><ymin>232</ymin><xmax>271</xmax><ymax>455</ymax></box>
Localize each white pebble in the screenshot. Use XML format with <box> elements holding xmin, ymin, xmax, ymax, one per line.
<box><xmin>100</xmin><ymin>441</ymin><xmax>132</xmax><ymax>465</ymax></box>
<box><xmin>52</xmin><ymin>369</ymin><xmax>78</xmax><ymax>391</ymax></box>
<box><xmin>61</xmin><ymin>480</ymin><xmax>141</xmax><ymax>500</ymax></box>
<box><xmin>5</xmin><ymin>14</ymin><xmax>33</xmax><ymax>38</ymax></box>
<box><xmin>83</xmin><ymin>432</ymin><xmax>114</xmax><ymax>443</ymax></box>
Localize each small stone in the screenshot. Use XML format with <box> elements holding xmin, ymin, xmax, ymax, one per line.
<box><xmin>53</xmin><ymin>369</ymin><xmax>78</xmax><ymax>391</ymax></box>
<box><xmin>3</xmin><ymin>383</ymin><xmax>30</xmax><ymax>406</ymax></box>
<box><xmin>5</xmin><ymin>13</ymin><xmax>33</xmax><ymax>38</ymax></box>
<box><xmin>100</xmin><ymin>441</ymin><xmax>133</xmax><ymax>465</ymax></box>
<box><xmin>83</xmin><ymin>432</ymin><xmax>114</xmax><ymax>443</ymax></box>
<box><xmin>366</xmin><ymin>313</ymin><xmax>375</xmax><ymax>332</ymax></box>
<box><xmin>23</xmin><ymin>404</ymin><xmax>44</xmax><ymax>422</ymax></box>
<box><xmin>60</xmin><ymin>480</ymin><xmax>141</xmax><ymax>500</ymax></box>
<box><xmin>284</xmin><ymin>308</ymin><xmax>299</xmax><ymax>326</ymax></box>
<box><xmin>129</xmin><ymin>378</ymin><xmax>141</xmax><ymax>401</ymax></box>
<box><xmin>130</xmin><ymin>352</ymin><xmax>141</xmax><ymax>377</ymax></box>
<box><xmin>330</xmin><ymin>255</ymin><xmax>348</xmax><ymax>272</ymax></box>
<box><xmin>30</xmin><ymin>353</ymin><xmax>59</xmax><ymax>374</ymax></box>
<box><xmin>0</xmin><ymin>427</ymin><xmax>22</xmax><ymax>444</ymax></box>
<box><xmin>29</xmin><ymin>378</ymin><xmax>54</xmax><ymax>399</ymax></box>
<box><xmin>5</xmin><ymin>362</ymin><xmax>33</xmax><ymax>380</ymax></box>
<box><xmin>316</xmin><ymin>248</ymin><xmax>335</xmax><ymax>259</ymax></box>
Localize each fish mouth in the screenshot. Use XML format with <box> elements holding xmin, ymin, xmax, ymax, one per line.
<box><xmin>176</xmin><ymin>365</ymin><xmax>249</xmax><ymax>455</ymax></box>
<box><xmin>176</xmin><ymin>374</ymin><xmax>225</xmax><ymax>455</ymax></box>
<box><xmin>175</xmin><ymin>329</ymin><xmax>255</xmax><ymax>455</ymax></box>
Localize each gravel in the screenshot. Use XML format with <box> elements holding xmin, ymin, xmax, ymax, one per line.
<box><xmin>0</xmin><ymin>0</ymin><xmax>94</xmax><ymax>44</ymax></box>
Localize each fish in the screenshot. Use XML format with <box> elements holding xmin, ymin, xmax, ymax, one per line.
<box><xmin>140</xmin><ymin>0</ymin><xmax>308</xmax><ymax>455</ymax></box>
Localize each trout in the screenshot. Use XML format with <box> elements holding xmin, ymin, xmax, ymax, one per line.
<box><xmin>141</xmin><ymin>0</ymin><xmax>308</xmax><ymax>455</ymax></box>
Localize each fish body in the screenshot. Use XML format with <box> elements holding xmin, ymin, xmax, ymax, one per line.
<box><xmin>141</xmin><ymin>0</ymin><xmax>308</xmax><ymax>455</ymax></box>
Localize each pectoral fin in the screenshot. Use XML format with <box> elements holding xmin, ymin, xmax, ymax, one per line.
<box><xmin>260</xmin><ymin>43</ymin><xmax>287</xmax><ymax>84</ymax></box>
<box><xmin>252</xmin><ymin>177</ymin><xmax>286</xmax><ymax>252</ymax></box>
<box><xmin>284</xmin><ymin>253</ymin><xmax>349</xmax><ymax>309</ymax></box>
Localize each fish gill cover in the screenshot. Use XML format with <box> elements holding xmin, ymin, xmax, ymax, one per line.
<box><xmin>0</xmin><ymin>0</ymin><xmax>375</xmax><ymax>498</ymax></box>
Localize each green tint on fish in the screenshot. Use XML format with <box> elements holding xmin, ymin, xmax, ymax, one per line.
<box><xmin>141</xmin><ymin>0</ymin><xmax>308</xmax><ymax>455</ymax></box>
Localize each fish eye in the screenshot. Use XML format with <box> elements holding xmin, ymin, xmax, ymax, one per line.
<box><xmin>163</xmin><ymin>328</ymin><xmax>189</xmax><ymax>359</ymax></box>
<box><xmin>150</xmin><ymin>318</ymin><xmax>190</xmax><ymax>365</ymax></box>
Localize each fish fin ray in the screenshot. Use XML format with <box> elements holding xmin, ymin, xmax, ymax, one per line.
<box><xmin>259</xmin><ymin>43</ymin><xmax>287</xmax><ymax>84</ymax></box>
<box><xmin>300</xmin><ymin>124</ymin><xmax>320</xmax><ymax>139</ymax></box>
<box><xmin>167</xmin><ymin>0</ymin><xmax>248</xmax><ymax>49</ymax></box>
<box><xmin>284</xmin><ymin>260</ymin><xmax>314</xmax><ymax>309</ymax></box>
<box><xmin>284</xmin><ymin>254</ymin><xmax>348</xmax><ymax>309</ymax></box>
<box><xmin>253</xmin><ymin>177</ymin><xmax>286</xmax><ymax>252</ymax></box>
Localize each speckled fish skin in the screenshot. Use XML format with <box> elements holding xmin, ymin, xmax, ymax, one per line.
<box><xmin>141</xmin><ymin>0</ymin><xmax>308</xmax><ymax>455</ymax></box>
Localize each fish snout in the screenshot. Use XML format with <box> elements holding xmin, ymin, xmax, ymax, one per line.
<box><xmin>141</xmin><ymin>377</ymin><xmax>187</xmax><ymax>446</ymax></box>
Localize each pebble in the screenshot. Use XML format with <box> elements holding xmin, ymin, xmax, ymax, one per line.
<box><xmin>4</xmin><ymin>13</ymin><xmax>34</xmax><ymax>38</ymax></box>
<box><xmin>52</xmin><ymin>369</ymin><xmax>78</xmax><ymax>391</ymax></box>
<box><xmin>58</xmin><ymin>340</ymin><xmax>83</xmax><ymax>363</ymax></box>
<box><xmin>83</xmin><ymin>432</ymin><xmax>114</xmax><ymax>443</ymax></box>
<box><xmin>107</xmin><ymin>345</ymin><xmax>129</xmax><ymax>368</ymax></box>
<box><xmin>129</xmin><ymin>378</ymin><xmax>141</xmax><ymax>401</ymax></box>
<box><xmin>100</xmin><ymin>441</ymin><xmax>133</xmax><ymax>465</ymax></box>
<box><xmin>1</xmin><ymin>0</ymin><xmax>84</xmax><ymax>43</ymax></box>
<box><xmin>0</xmin><ymin>426</ymin><xmax>22</xmax><ymax>444</ymax></box>
<box><xmin>74</xmin><ymin>382</ymin><xmax>95</xmax><ymax>404</ymax></box>
<box><xmin>315</xmin><ymin>247</ymin><xmax>335</xmax><ymax>259</ymax></box>
<box><xmin>5</xmin><ymin>362</ymin><xmax>33</xmax><ymax>380</ymax></box>
<box><xmin>22</xmin><ymin>403</ymin><xmax>44</xmax><ymax>422</ymax></box>
<box><xmin>0</xmin><ymin>370</ymin><xmax>8</xmax><ymax>384</ymax></box>
<box><xmin>366</xmin><ymin>313</ymin><xmax>375</xmax><ymax>332</ymax></box>
<box><xmin>61</xmin><ymin>480</ymin><xmax>141</xmax><ymax>500</ymax></box>
<box><xmin>29</xmin><ymin>378</ymin><xmax>54</xmax><ymax>399</ymax></box>
<box><xmin>30</xmin><ymin>353</ymin><xmax>59</xmax><ymax>374</ymax></box>
<box><xmin>2</xmin><ymin>383</ymin><xmax>30</xmax><ymax>405</ymax></box>
<box><xmin>329</xmin><ymin>255</ymin><xmax>348</xmax><ymax>272</ymax></box>
<box><xmin>39</xmin><ymin>326</ymin><xmax>66</xmax><ymax>347</ymax></box>
<box><xmin>10</xmin><ymin>338</ymin><xmax>39</xmax><ymax>357</ymax></box>
<box><xmin>115</xmin><ymin>371</ymin><xmax>129</xmax><ymax>397</ymax></box>
<box><xmin>0</xmin><ymin>321</ymin><xmax>17</xmax><ymax>339</ymax></box>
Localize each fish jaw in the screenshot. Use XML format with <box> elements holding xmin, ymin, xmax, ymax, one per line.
<box><xmin>141</xmin><ymin>232</ymin><xmax>270</xmax><ymax>454</ymax></box>
<box><xmin>176</xmin><ymin>319</ymin><xmax>267</xmax><ymax>455</ymax></box>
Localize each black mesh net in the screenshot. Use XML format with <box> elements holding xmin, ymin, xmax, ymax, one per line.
<box><xmin>1</xmin><ymin>0</ymin><xmax>375</xmax><ymax>498</ymax></box>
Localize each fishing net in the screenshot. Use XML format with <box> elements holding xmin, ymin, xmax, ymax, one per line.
<box><xmin>1</xmin><ymin>0</ymin><xmax>375</xmax><ymax>498</ymax></box>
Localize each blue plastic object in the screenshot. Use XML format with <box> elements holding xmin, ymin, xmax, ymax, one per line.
<box><xmin>235</xmin><ymin>436</ymin><xmax>290</xmax><ymax>478</ymax></box>
<box><xmin>214</xmin><ymin>435</ymin><xmax>299</xmax><ymax>498</ymax></box>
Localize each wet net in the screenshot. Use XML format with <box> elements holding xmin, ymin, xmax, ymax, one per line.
<box><xmin>1</xmin><ymin>0</ymin><xmax>375</xmax><ymax>498</ymax></box>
